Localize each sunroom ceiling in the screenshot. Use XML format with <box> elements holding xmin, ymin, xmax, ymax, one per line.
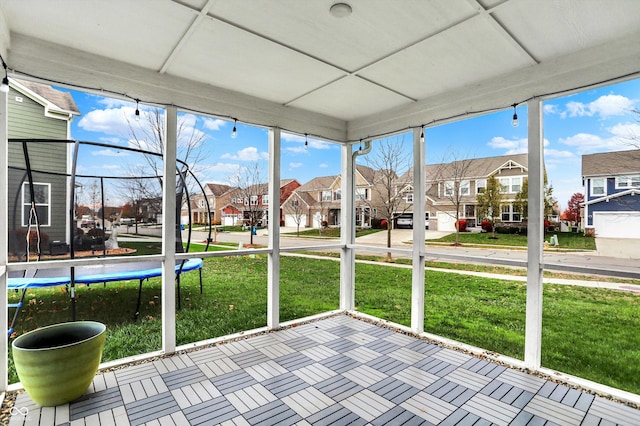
<box><xmin>1</xmin><ymin>0</ymin><xmax>640</xmax><ymax>142</ymax></box>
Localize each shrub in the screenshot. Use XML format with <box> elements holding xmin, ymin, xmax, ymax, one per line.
<box><xmin>481</xmin><ymin>220</ymin><xmax>493</xmax><ymax>232</ymax></box>
<box><xmin>455</xmin><ymin>219</ymin><xmax>467</xmax><ymax>232</ymax></box>
<box><xmin>87</xmin><ymin>228</ymin><xmax>105</xmax><ymax>238</ymax></box>
<box><xmin>9</xmin><ymin>229</ymin><xmax>50</xmax><ymax>254</ymax></box>
<box><xmin>380</xmin><ymin>219</ymin><xmax>388</xmax><ymax>230</ymax></box>
<box><xmin>371</xmin><ymin>218</ymin><xmax>388</xmax><ymax>229</ymax></box>
<box><xmin>321</xmin><ymin>220</ymin><xmax>328</xmax><ymax>228</ymax></box>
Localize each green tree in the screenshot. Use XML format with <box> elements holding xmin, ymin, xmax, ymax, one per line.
<box><xmin>476</xmin><ymin>175</ymin><xmax>502</xmax><ymax>237</ymax></box>
<box><xmin>513</xmin><ymin>177</ymin><xmax>557</xmax><ymax>220</ymax></box>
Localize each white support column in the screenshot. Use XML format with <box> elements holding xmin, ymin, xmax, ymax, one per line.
<box><xmin>267</xmin><ymin>127</ymin><xmax>281</xmax><ymax>329</ymax></box>
<box><xmin>411</xmin><ymin>128</ymin><xmax>425</xmax><ymax>333</ymax></box>
<box><xmin>340</xmin><ymin>144</ymin><xmax>355</xmax><ymax>311</ymax></box>
<box><xmin>162</xmin><ymin>106</ymin><xmax>178</xmax><ymax>354</ymax></box>
<box><xmin>0</xmin><ymin>85</ymin><xmax>8</xmax><ymax>391</ymax></box>
<box><xmin>525</xmin><ymin>99</ymin><xmax>544</xmax><ymax>369</ymax></box>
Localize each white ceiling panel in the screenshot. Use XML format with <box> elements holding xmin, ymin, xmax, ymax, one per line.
<box><xmin>3</xmin><ymin>0</ymin><xmax>195</xmax><ymax>71</ymax></box>
<box><xmin>359</xmin><ymin>15</ymin><xmax>533</xmax><ymax>101</ymax></box>
<box><xmin>494</xmin><ymin>0</ymin><xmax>640</xmax><ymax>61</ymax></box>
<box><xmin>207</xmin><ymin>0</ymin><xmax>478</xmax><ymax>72</ymax></box>
<box><xmin>166</xmin><ymin>16</ymin><xmax>346</xmax><ymax>105</ymax></box>
<box><xmin>289</xmin><ymin>76</ymin><xmax>412</xmax><ymax>122</ymax></box>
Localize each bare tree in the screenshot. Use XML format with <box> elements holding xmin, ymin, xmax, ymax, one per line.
<box><xmin>283</xmin><ymin>194</ymin><xmax>307</xmax><ymax>236</ymax></box>
<box><xmin>433</xmin><ymin>152</ymin><xmax>475</xmax><ymax>245</ymax></box>
<box><xmin>364</xmin><ymin>137</ymin><xmax>412</xmax><ymax>259</ymax></box>
<box><xmin>121</xmin><ymin>108</ymin><xmax>209</xmax><ymax>221</ymax></box>
<box><xmin>229</xmin><ymin>162</ymin><xmax>266</xmax><ymax>245</ymax></box>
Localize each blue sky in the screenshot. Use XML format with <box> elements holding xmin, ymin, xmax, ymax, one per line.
<box><xmin>62</xmin><ymin>77</ymin><xmax>640</xmax><ymax>210</ymax></box>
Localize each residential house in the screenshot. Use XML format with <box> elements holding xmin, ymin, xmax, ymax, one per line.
<box><xmin>582</xmin><ymin>149</ymin><xmax>640</xmax><ymax>238</ymax></box>
<box><xmin>397</xmin><ymin>154</ymin><xmax>529</xmax><ymax>231</ymax></box>
<box><xmin>184</xmin><ymin>183</ymin><xmax>234</xmax><ymax>225</ymax></box>
<box><xmin>282</xmin><ymin>165</ymin><xmax>385</xmax><ymax>229</ymax></box>
<box><xmin>7</xmin><ymin>79</ymin><xmax>80</xmax><ymax>254</ymax></box>
<box><xmin>220</xmin><ymin>179</ymin><xmax>300</xmax><ymax>227</ymax></box>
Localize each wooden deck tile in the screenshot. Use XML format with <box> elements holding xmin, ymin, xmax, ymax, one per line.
<box><xmin>369</xmin><ymin>376</ymin><xmax>420</xmax><ymax>404</ymax></box>
<box><xmin>160</xmin><ymin>365</ymin><xmax>207</xmax><ymax>391</ymax></box>
<box><xmin>319</xmin><ymin>354</ymin><xmax>360</xmax><ymax>373</ymax></box>
<box><xmin>300</xmin><ymin>345</ymin><xmax>340</xmax><ymax>361</ymax></box>
<box><xmin>183</xmin><ymin>395</ymin><xmax>240</xmax><ymax>425</ymax></box>
<box><xmin>274</xmin><ymin>352</ymin><xmax>315</xmax><ymax>371</ymax></box>
<box><xmin>115</xmin><ymin>363</ymin><xmax>159</xmax><ymax>385</ymax></box>
<box><xmin>370</xmin><ymin>405</ymin><xmax>432</xmax><ymax>426</ymax></box>
<box><xmin>523</xmin><ymin>394</ymin><xmax>585</xmax><ymax>425</ymax></box>
<box><xmin>414</xmin><ymin>357</ymin><xmax>457</xmax><ymax>377</ymax></box>
<box><xmin>292</xmin><ymin>363</ymin><xmax>338</xmax><ymax>385</ymax></box>
<box><xmin>364</xmin><ymin>338</ymin><xmax>401</xmax><ymax>354</ymax></box>
<box><xmin>342</xmin><ymin>364</ymin><xmax>387</xmax><ymax>388</ymax></box>
<box><xmin>313</xmin><ymin>375</ymin><xmax>364</xmax><ymax>402</ymax></box>
<box><xmin>344</xmin><ymin>331</ymin><xmax>379</xmax><ymax>346</ymax></box>
<box><xmin>445</xmin><ymin>367</ymin><xmax>492</xmax><ymax>391</ymax></box>
<box><xmin>431</xmin><ymin>348</ymin><xmax>473</xmax><ymax>366</ymax></box>
<box><xmin>262</xmin><ymin>372</ymin><xmax>310</xmax><ymax>398</ymax></box>
<box><xmin>187</xmin><ymin>346</ymin><xmax>227</xmax><ymax>364</ymax></box>
<box><xmin>461</xmin><ymin>392</ymin><xmax>520</xmax><ymax>426</ymax></box>
<box><xmin>258</xmin><ymin>342</ymin><xmax>297</xmax><ymax>359</ymax></box>
<box><xmin>402</xmin><ymin>391</ymin><xmax>457</xmax><ymax>424</ymax></box>
<box><xmin>70</xmin><ymin>387</ymin><xmax>123</xmax><ymax>421</ymax></box>
<box><xmin>305</xmin><ymin>404</ymin><xmax>367</xmax><ymax>426</ymax></box>
<box><xmin>326</xmin><ymin>325</ymin><xmax>359</xmax><ymax>337</ymax></box>
<box><xmin>124</xmin><ymin>392</ymin><xmax>180</xmax><ymax>426</ymax></box>
<box><xmin>284</xmin><ymin>336</ymin><xmax>318</xmax><ymax>351</ymax></box>
<box><xmin>226</xmin><ymin>384</ymin><xmax>277</xmax><ymax>414</ymax></box>
<box><xmin>303</xmin><ymin>329</ymin><xmax>341</xmax><ymax>344</ymax></box>
<box><xmin>587</xmin><ymin>396</ymin><xmax>640</xmax><ymax>425</ymax></box>
<box><xmin>366</xmin><ymin>354</ymin><xmax>409</xmax><ymax>375</ymax></box>
<box><xmin>229</xmin><ymin>349</ymin><xmax>270</xmax><ymax>369</ymax></box>
<box><xmin>341</xmin><ymin>389</ymin><xmax>396</xmax><ymax>422</ymax></box>
<box><xmin>393</xmin><ymin>365</ymin><xmax>439</xmax><ymax>390</ymax></box>
<box><xmin>210</xmin><ymin>370</ymin><xmax>257</xmax><ymax>395</ymax></box>
<box><xmin>495</xmin><ymin>368</ymin><xmax>546</xmax><ymax>394</ymax></box>
<box><xmin>245</xmin><ymin>360</ymin><xmax>288</xmax><ymax>382</ymax></box>
<box><xmin>199</xmin><ymin>356</ymin><xmax>240</xmax><ymax>378</ymax></box>
<box><xmin>281</xmin><ymin>387</ymin><xmax>335</xmax><ymax>418</ymax></box>
<box><xmin>242</xmin><ymin>400</ymin><xmax>302</xmax><ymax>426</ymax></box>
<box><xmin>387</xmin><ymin>347</ymin><xmax>429</xmax><ymax>365</ymax></box>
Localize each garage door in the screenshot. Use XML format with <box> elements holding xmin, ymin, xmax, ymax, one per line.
<box><xmin>593</xmin><ymin>212</ymin><xmax>640</xmax><ymax>238</ymax></box>
<box><xmin>436</xmin><ymin>212</ymin><xmax>457</xmax><ymax>232</ymax></box>
<box><xmin>284</xmin><ymin>214</ymin><xmax>306</xmax><ymax>228</ymax></box>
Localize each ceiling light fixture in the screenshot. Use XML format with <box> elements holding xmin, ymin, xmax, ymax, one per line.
<box><xmin>231</xmin><ymin>119</ymin><xmax>237</xmax><ymax>138</ymax></box>
<box><xmin>420</xmin><ymin>126</ymin><xmax>425</xmax><ymax>143</ymax></box>
<box><xmin>0</xmin><ymin>53</ymin><xmax>9</xmax><ymax>93</ymax></box>
<box><xmin>330</xmin><ymin>3</ymin><xmax>352</xmax><ymax>18</ymax></box>
<box><xmin>134</xmin><ymin>99</ymin><xmax>141</xmax><ymax>121</ymax></box>
<box><xmin>511</xmin><ymin>104</ymin><xmax>519</xmax><ymax>127</ymax></box>
<box><xmin>304</xmin><ymin>133</ymin><xmax>308</xmax><ymax>151</ymax></box>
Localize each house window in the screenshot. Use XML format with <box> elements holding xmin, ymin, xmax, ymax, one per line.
<box><xmin>591</xmin><ymin>178</ymin><xmax>605</xmax><ymax>196</ymax></box>
<box><xmin>231</xmin><ymin>197</ymin><xmax>236</xmax><ymax>204</ymax></box>
<box><xmin>464</xmin><ymin>204</ymin><xmax>475</xmax><ymax>218</ymax></box>
<box><xmin>292</xmin><ymin>199</ymin><xmax>299</xmax><ymax>207</ymax></box>
<box><xmin>355</xmin><ymin>188</ymin><xmax>368</xmax><ymax>200</ymax></box>
<box><xmin>244</xmin><ymin>197</ymin><xmax>249</xmax><ymax>206</ymax></box>
<box><xmin>198</xmin><ymin>199</ymin><xmax>205</xmax><ymax>208</ymax></box>
<box><xmin>444</xmin><ymin>181</ymin><xmax>454</xmax><ymax>196</ymax></box>
<box><xmin>404</xmin><ymin>192</ymin><xmax>414</xmax><ymax>203</ymax></box>
<box><xmin>262</xmin><ymin>194</ymin><xmax>268</xmax><ymax>205</ymax></box>
<box><xmin>22</xmin><ymin>182</ymin><xmax>51</xmax><ymax>226</ymax></box>
<box><xmin>334</xmin><ymin>189</ymin><xmax>341</xmax><ymax>200</ymax></box>
<box><xmin>498</xmin><ymin>177</ymin><xmax>523</xmax><ymax>193</ymax></box>
<box><xmin>616</xmin><ymin>175</ymin><xmax>640</xmax><ymax>189</ymax></box>
<box><xmin>511</xmin><ymin>177</ymin><xmax>522</xmax><ymax>193</ymax></box>
<box><xmin>501</xmin><ymin>204</ymin><xmax>511</xmax><ymax>222</ymax></box>
<box><xmin>476</xmin><ymin>179</ymin><xmax>486</xmax><ymax>194</ymax></box>
<box><xmin>321</xmin><ymin>191</ymin><xmax>332</xmax><ymax>202</ymax></box>
<box><xmin>460</xmin><ymin>180</ymin><xmax>470</xmax><ymax>195</ymax></box>
<box><xmin>250</xmin><ymin>195</ymin><xmax>258</xmax><ymax>206</ymax></box>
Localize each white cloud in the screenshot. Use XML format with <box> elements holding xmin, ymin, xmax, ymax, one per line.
<box><xmin>282</xmin><ymin>133</ymin><xmax>332</xmax><ymax>153</ymax></box>
<box><xmin>289</xmin><ymin>162</ymin><xmax>303</xmax><ymax>168</ymax></box>
<box><xmin>78</xmin><ymin>106</ymin><xmax>133</xmax><ymax>135</ymax></box>
<box><xmin>558</xmin><ymin>131</ymin><xmax>636</xmax><ymax>154</ymax></box>
<box><xmin>543</xmin><ymin>104</ymin><xmax>559</xmax><ymax>115</ymax></box>
<box><xmin>102</xmin><ymin>164</ymin><xmax>121</xmax><ymax>170</ymax></box>
<box><xmin>319</xmin><ymin>163</ymin><xmax>329</xmax><ymax>168</ymax></box>
<box><xmin>203</xmin><ymin>118</ymin><xmax>226</xmax><ymax>131</ymax></box>
<box><xmin>220</xmin><ymin>146</ymin><xmax>268</xmax><ymax>161</ymax></box>
<box><xmin>609</xmin><ymin>122</ymin><xmax>640</xmax><ymax>141</ymax></box>
<box><xmin>200</xmin><ymin>162</ymin><xmax>241</xmax><ymax>174</ymax></box>
<box><xmin>563</xmin><ymin>94</ymin><xmax>635</xmax><ymax>119</ymax></box>
<box><xmin>488</xmin><ymin>137</ymin><xmax>550</xmax><ymax>155</ymax></box>
<box><xmin>91</xmin><ymin>148</ymin><xmax>128</xmax><ymax>157</ymax></box>
<box><xmin>544</xmin><ymin>149</ymin><xmax>574</xmax><ymax>158</ymax></box>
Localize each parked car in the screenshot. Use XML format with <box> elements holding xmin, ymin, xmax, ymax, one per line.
<box><xmin>396</xmin><ymin>216</ymin><xmax>413</xmax><ymax>228</ymax></box>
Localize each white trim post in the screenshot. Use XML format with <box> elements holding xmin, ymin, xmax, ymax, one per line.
<box><xmin>267</xmin><ymin>127</ymin><xmax>281</xmax><ymax>329</ymax></box>
<box><xmin>411</xmin><ymin>128</ymin><xmax>425</xmax><ymax>333</ymax></box>
<box><xmin>0</xmin><ymin>82</ymin><xmax>8</xmax><ymax>391</ymax></box>
<box><xmin>525</xmin><ymin>98</ymin><xmax>544</xmax><ymax>368</ymax></box>
<box><xmin>162</xmin><ymin>105</ymin><xmax>178</xmax><ymax>354</ymax></box>
<box><xmin>340</xmin><ymin>144</ymin><xmax>355</xmax><ymax>311</ymax></box>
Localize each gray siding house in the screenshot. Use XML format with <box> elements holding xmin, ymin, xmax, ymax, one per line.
<box><xmin>7</xmin><ymin>79</ymin><xmax>79</xmax><ymax>254</ymax></box>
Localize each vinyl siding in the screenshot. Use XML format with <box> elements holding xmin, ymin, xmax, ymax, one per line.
<box><xmin>7</xmin><ymin>86</ymin><xmax>70</xmax><ymax>244</ymax></box>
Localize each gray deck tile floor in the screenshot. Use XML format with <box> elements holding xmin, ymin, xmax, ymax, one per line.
<box><xmin>7</xmin><ymin>315</ymin><xmax>640</xmax><ymax>426</ymax></box>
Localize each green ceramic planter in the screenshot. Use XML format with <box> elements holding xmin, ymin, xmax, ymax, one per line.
<box><xmin>12</xmin><ymin>321</ymin><xmax>106</xmax><ymax>407</ymax></box>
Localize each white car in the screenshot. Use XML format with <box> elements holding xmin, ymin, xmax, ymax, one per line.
<box><xmin>396</xmin><ymin>216</ymin><xmax>413</xmax><ymax>228</ymax></box>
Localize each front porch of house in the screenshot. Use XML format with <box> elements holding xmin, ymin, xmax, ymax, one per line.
<box><xmin>8</xmin><ymin>314</ymin><xmax>639</xmax><ymax>426</ymax></box>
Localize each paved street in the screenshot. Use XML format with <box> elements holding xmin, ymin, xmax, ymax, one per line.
<box><xmin>128</xmin><ymin>226</ymin><xmax>640</xmax><ymax>280</ymax></box>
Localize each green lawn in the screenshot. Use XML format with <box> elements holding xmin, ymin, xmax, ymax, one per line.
<box><xmin>284</xmin><ymin>227</ymin><xmax>382</xmax><ymax>238</ymax></box>
<box><xmin>7</xmin><ymin>255</ymin><xmax>639</xmax><ymax>394</ymax></box>
<box><xmin>431</xmin><ymin>231</ymin><xmax>596</xmax><ymax>250</ymax></box>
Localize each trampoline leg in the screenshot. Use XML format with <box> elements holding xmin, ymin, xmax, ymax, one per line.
<box><xmin>134</xmin><ymin>279</ymin><xmax>143</xmax><ymax>321</ymax></box>
<box><xmin>7</xmin><ymin>288</ymin><xmax>28</xmax><ymax>335</ymax></box>
<box><xmin>199</xmin><ymin>269</ymin><xmax>203</xmax><ymax>294</ymax></box>
<box><xmin>176</xmin><ymin>274</ymin><xmax>182</xmax><ymax>311</ymax></box>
